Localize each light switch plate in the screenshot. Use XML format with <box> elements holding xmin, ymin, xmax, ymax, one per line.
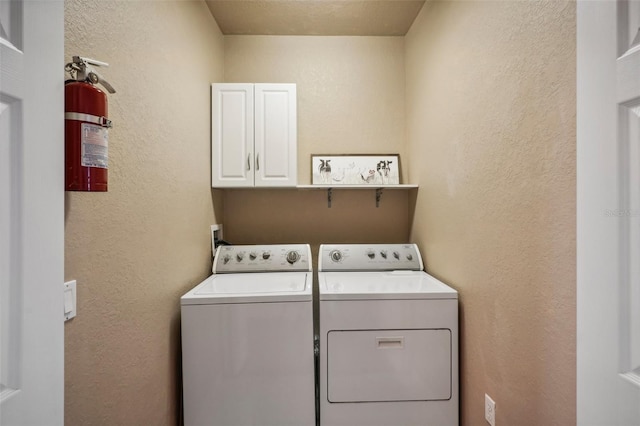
<box><xmin>64</xmin><ymin>280</ymin><xmax>77</xmax><ymax>321</ymax></box>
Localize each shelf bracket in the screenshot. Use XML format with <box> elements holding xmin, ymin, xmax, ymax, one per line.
<box><xmin>375</xmin><ymin>188</ymin><xmax>383</xmax><ymax>208</ymax></box>
<box><xmin>327</xmin><ymin>188</ymin><xmax>333</xmax><ymax>208</ymax></box>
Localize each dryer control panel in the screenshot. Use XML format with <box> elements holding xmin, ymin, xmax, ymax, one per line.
<box><xmin>213</xmin><ymin>244</ymin><xmax>312</xmax><ymax>273</ymax></box>
<box><xmin>319</xmin><ymin>244</ymin><xmax>423</xmax><ymax>271</ymax></box>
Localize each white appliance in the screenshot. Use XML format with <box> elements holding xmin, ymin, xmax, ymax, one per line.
<box><xmin>318</xmin><ymin>244</ymin><xmax>459</xmax><ymax>426</ymax></box>
<box><xmin>181</xmin><ymin>244</ymin><xmax>315</xmax><ymax>426</ymax></box>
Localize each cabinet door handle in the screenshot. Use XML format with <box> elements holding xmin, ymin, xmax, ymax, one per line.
<box><xmin>247</xmin><ymin>154</ymin><xmax>251</xmax><ymax>171</ymax></box>
<box><xmin>256</xmin><ymin>153</ymin><xmax>260</xmax><ymax>171</ymax></box>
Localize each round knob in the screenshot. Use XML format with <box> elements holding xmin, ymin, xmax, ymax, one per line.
<box><xmin>393</xmin><ymin>251</ymin><xmax>400</xmax><ymax>260</ymax></box>
<box><xmin>249</xmin><ymin>252</ymin><xmax>257</xmax><ymax>261</ymax></box>
<box><xmin>286</xmin><ymin>250</ymin><xmax>300</xmax><ymax>264</ymax></box>
<box><xmin>330</xmin><ymin>250</ymin><xmax>342</xmax><ymax>262</ymax></box>
<box><xmin>262</xmin><ymin>252</ymin><xmax>271</xmax><ymax>260</ymax></box>
<box><xmin>236</xmin><ymin>253</ymin><xmax>244</xmax><ymax>262</ymax></box>
<box><xmin>406</xmin><ymin>254</ymin><xmax>413</xmax><ymax>261</ymax></box>
<box><xmin>223</xmin><ymin>255</ymin><xmax>231</xmax><ymax>265</ymax></box>
<box><xmin>367</xmin><ymin>251</ymin><xmax>375</xmax><ymax>259</ymax></box>
<box><xmin>380</xmin><ymin>250</ymin><xmax>387</xmax><ymax>259</ymax></box>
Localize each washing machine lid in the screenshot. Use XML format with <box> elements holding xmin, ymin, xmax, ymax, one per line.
<box><xmin>181</xmin><ymin>272</ymin><xmax>312</xmax><ymax>305</ymax></box>
<box><xmin>318</xmin><ymin>271</ymin><xmax>457</xmax><ymax>301</ymax></box>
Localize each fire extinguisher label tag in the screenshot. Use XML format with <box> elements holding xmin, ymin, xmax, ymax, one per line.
<box><xmin>81</xmin><ymin>123</ymin><xmax>108</xmax><ymax>169</ymax></box>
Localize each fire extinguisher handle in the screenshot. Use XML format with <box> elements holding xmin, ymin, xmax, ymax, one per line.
<box><xmin>67</xmin><ymin>56</ymin><xmax>116</xmax><ymax>94</ymax></box>
<box><xmin>89</xmin><ymin>72</ymin><xmax>116</xmax><ymax>94</ymax></box>
<box><xmin>98</xmin><ymin>75</ymin><xmax>116</xmax><ymax>94</ymax></box>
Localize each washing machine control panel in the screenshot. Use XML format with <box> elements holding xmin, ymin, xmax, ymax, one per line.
<box><xmin>213</xmin><ymin>244</ymin><xmax>312</xmax><ymax>273</ymax></box>
<box><xmin>319</xmin><ymin>244</ymin><xmax>423</xmax><ymax>271</ymax></box>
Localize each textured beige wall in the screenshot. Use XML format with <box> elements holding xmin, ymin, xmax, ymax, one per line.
<box><xmin>223</xmin><ymin>36</ymin><xmax>410</xmax><ymax>249</ymax></box>
<box><xmin>222</xmin><ymin>188</ymin><xmax>410</xmax><ymax>250</ymax></box>
<box><xmin>224</xmin><ymin>36</ymin><xmax>407</xmax><ymax>184</ymax></box>
<box><xmin>62</xmin><ymin>3</ymin><xmax>577</xmax><ymax>423</ymax></box>
<box><xmin>64</xmin><ymin>1</ymin><xmax>224</xmax><ymax>424</ymax></box>
<box><xmin>405</xmin><ymin>1</ymin><xmax>576</xmax><ymax>425</ymax></box>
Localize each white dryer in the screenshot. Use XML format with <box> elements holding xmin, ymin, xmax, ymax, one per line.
<box><xmin>181</xmin><ymin>244</ymin><xmax>315</xmax><ymax>426</ymax></box>
<box><xmin>318</xmin><ymin>244</ymin><xmax>459</xmax><ymax>426</ymax></box>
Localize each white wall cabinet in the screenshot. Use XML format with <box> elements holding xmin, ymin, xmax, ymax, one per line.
<box><xmin>211</xmin><ymin>83</ymin><xmax>297</xmax><ymax>188</ymax></box>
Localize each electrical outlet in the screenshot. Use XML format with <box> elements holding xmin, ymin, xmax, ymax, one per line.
<box><xmin>485</xmin><ymin>394</ymin><xmax>496</xmax><ymax>426</ymax></box>
<box><xmin>211</xmin><ymin>224</ymin><xmax>223</xmax><ymax>240</ymax></box>
<box><xmin>211</xmin><ymin>224</ymin><xmax>224</xmax><ymax>254</ymax></box>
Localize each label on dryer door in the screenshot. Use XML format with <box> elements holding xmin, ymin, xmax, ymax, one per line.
<box><xmin>81</xmin><ymin>123</ymin><xmax>108</xmax><ymax>169</ymax></box>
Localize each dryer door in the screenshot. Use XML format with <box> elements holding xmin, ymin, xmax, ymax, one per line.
<box><xmin>327</xmin><ymin>328</ymin><xmax>452</xmax><ymax>403</ymax></box>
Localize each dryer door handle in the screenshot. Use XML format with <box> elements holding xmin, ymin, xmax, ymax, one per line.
<box><xmin>376</xmin><ymin>336</ymin><xmax>404</xmax><ymax>349</ymax></box>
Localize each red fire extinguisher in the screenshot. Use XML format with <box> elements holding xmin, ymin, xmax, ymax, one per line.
<box><xmin>64</xmin><ymin>56</ymin><xmax>115</xmax><ymax>191</ymax></box>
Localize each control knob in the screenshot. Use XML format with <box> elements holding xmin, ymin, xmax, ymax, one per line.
<box><xmin>286</xmin><ymin>250</ymin><xmax>300</xmax><ymax>264</ymax></box>
<box><xmin>249</xmin><ymin>252</ymin><xmax>257</xmax><ymax>261</ymax></box>
<box><xmin>406</xmin><ymin>254</ymin><xmax>413</xmax><ymax>261</ymax></box>
<box><xmin>223</xmin><ymin>255</ymin><xmax>231</xmax><ymax>265</ymax></box>
<box><xmin>236</xmin><ymin>253</ymin><xmax>244</xmax><ymax>262</ymax></box>
<box><xmin>380</xmin><ymin>250</ymin><xmax>387</xmax><ymax>259</ymax></box>
<box><xmin>393</xmin><ymin>251</ymin><xmax>400</xmax><ymax>260</ymax></box>
<box><xmin>262</xmin><ymin>252</ymin><xmax>271</xmax><ymax>260</ymax></box>
<box><xmin>367</xmin><ymin>250</ymin><xmax>375</xmax><ymax>259</ymax></box>
<box><xmin>330</xmin><ymin>250</ymin><xmax>342</xmax><ymax>262</ymax></box>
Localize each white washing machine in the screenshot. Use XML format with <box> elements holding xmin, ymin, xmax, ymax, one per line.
<box><xmin>181</xmin><ymin>244</ymin><xmax>315</xmax><ymax>426</ymax></box>
<box><xmin>318</xmin><ymin>244</ymin><xmax>459</xmax><ymax>426</ymax></box>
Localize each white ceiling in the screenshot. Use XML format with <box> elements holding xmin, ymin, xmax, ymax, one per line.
<box><xmin>204</xmin><ymin>0</ymin><xmax>426</xmax><ymax>36</ymax></box>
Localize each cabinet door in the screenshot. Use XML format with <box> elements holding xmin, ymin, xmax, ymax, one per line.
<box><xmin>211</xmin><ymin>83</ymin><xmax>254</xmax><ymax>187</ymax></box>
<box><xmin>254</xmin><ymin>84</ymin><xmax>297</xmax><ymax>187</ymax></box>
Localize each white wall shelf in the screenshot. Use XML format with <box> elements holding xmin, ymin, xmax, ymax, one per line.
<box><xmin>296</xmin><ymin>184</ymin><xmax>418</xmax><ymax>208</ymax></box>
<box><xmin>215</xmin><ymin>184</ymin><xmax>418</xmax><ymax>208</ymax></box>
<box><xmin>295</xmin><ymin>184</ymin><xmax>418</xmax><ymax>190</ymax></box>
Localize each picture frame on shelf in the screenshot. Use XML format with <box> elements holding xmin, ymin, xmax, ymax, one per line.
<box><xmin>311</xmin><ymin>154</ymin><xmax>400</xmax><ymax>185</ymax></box>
